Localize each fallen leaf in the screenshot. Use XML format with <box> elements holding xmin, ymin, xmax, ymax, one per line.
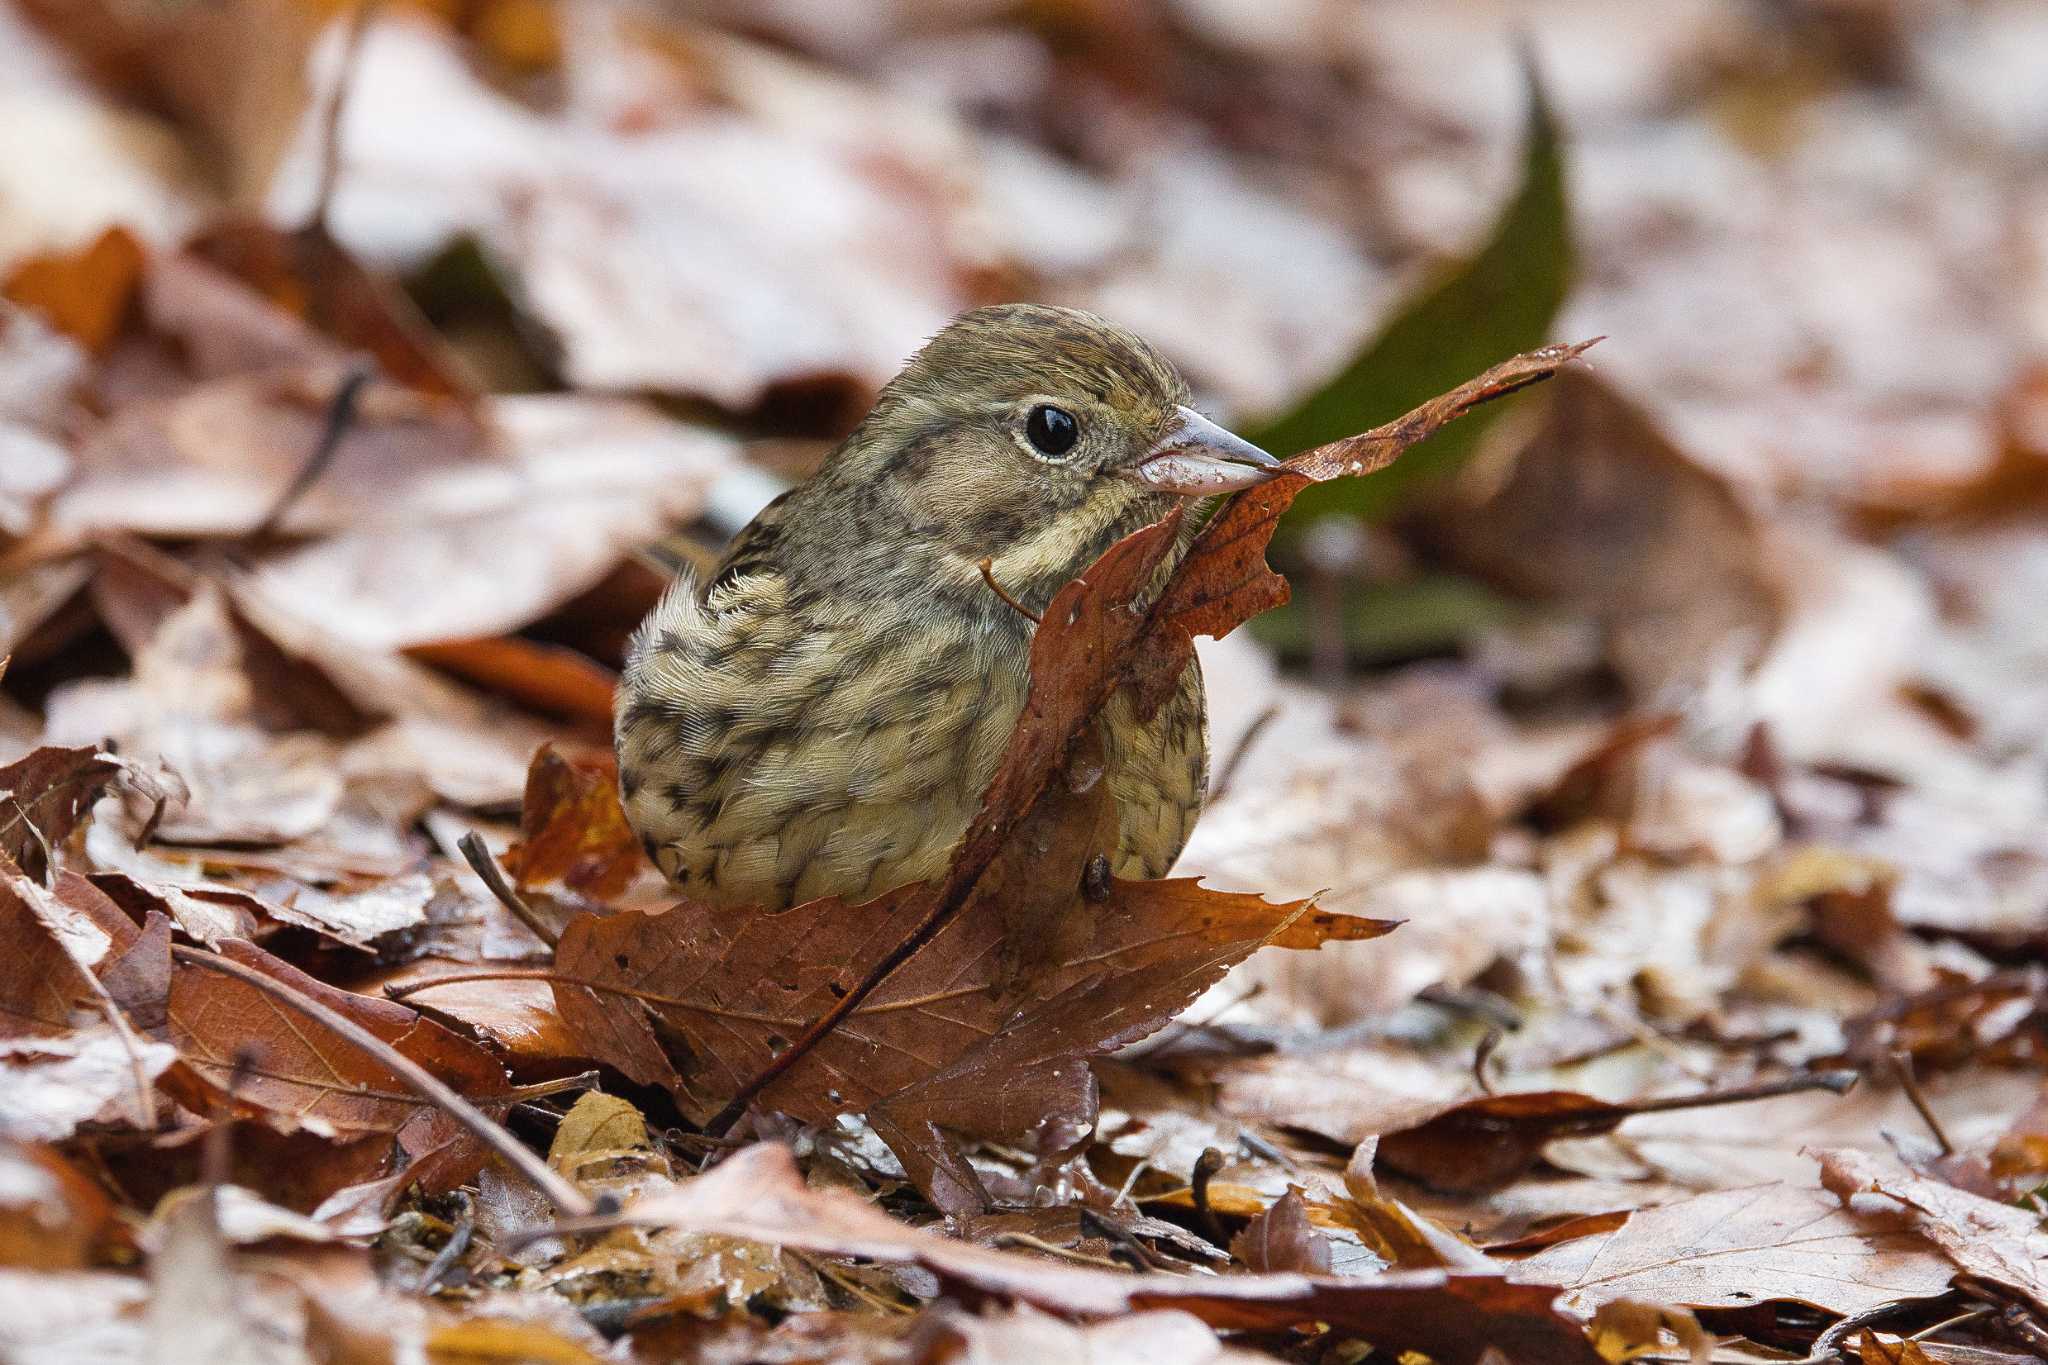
<box><xmin>1377</xmin><ymin>1074</ymin><xmax>1857</xmax><ymax>1196</ymax></box>
<box><xmin>1815</xmin><ymin>1146</ymin><xmax>2048</xmax><ymax>1317</ymax></box>
<box><xmin>0</xmin><ymin>1027</ymin><xmax>175</xmax><ymax>1141</ymax></box>
<box><xmin>0</xmin><ymin>744</ymin><xmax>125</xmax><ymax>881</ymax></box>
<box><xmin>1512</xmin><ymin>1179</ymin><xmax>1957</xmax><ymax>1317</ymax></box>
<box><xmin>1420</xmin><ymin>369</ymin><xmax>1784</xmax><ymax>697</ymax></box>
<box><xmin>166</xmin><ymin>938</ymin><xmax>510</xmax><ymax>1139</ymax></box>
<box><xmin>184</xmin><ymin>218</ymin><xmax>474</xmax><ymax>399</ymax></box>
<box><xmin>0</xmin><ymin>859</ymin><xmax>98</xmax><ymax>1039</ymax></box>
<box><xmin>501</xmin><ymin>745</ymin><xmax>645</xmax><ymax>904</ymax></box>
<box><xmin>555</xmin><ymin>874</ymin><xmax>1388</xmax><ymax>1130</ymax></box>
<box><xmin>0</xmin><ymin>1142</ymin><xmax>117</xmax><ymax>1269</ymax></box>
<box><xmin>619</xmin><ymin>1142</ymin><xmax>1603</xmax><ymax>1364</ymax></box>
<box><xmin>1230</xmin><ymin>1188</ymin><xmax>1333</xmax><ymax>1274</ymax></box>
<box><xmin>1</xmin><ymin>223</ymin><xmax>145</xmax><ymax>354</ymax></box>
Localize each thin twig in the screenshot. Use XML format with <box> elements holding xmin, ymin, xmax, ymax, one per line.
<box><xmin>411</xmin><ymin>1191</ymin><xmax>473</xmax><ymax>1294</ymax></box>
<box><xmin>1473</xmin><ymin>1027</ymin><xmax>1505</xmax><ymax>1096</ymax></box>
<box><xmin>309</xmin><ymin>0</ymin><xmax>381</xmax><ymax>236</ymax></box>
<box><xmin>991</xmin><ymin>1232</ymin><xmax>1128</xmax><ymax>1270</ymax></box>
<box><xmin>1597</xmin><ymin>1068</ymin><xmax>1859</xmax><ymax>1120</ymax></box>
<box><xmin>1207</xmin><ymin>702</ymin><xmax>1279</xmax><ymax>805</ymax></box>
<box><xmin>5</xmin><ymin>796</ymin><xmax>54</xmax><ymax>887</ymax></box>
<box><xmin>252</xmin><ymin>361</ymin><xmax>374</xmax><ymax>540</ymax></box>
<box><xmin>1890</xmin><ymin>1050</ymin><xmax>1955</xmax><ymax>1157</ymax></box>
<box><xmin>1797</xmin><ymin>1291</ymin><xmax>1959</xmax><ymax>1364</ymax></box>
<box><xmin>457</xmin><ymin>831</ymin><xmax>559</xmax><ymax>950</ymax></box>
<box><xmin>976</xmin><ymin>557</ymin><xmax>1041</xmax><ymax>624</ymax></box>
<box><xmin>1189</xmin><ymin>1147</ymin><xmax>1227</xmax><ymax>1247</ymax></box>
<box><xmin>170</xmin><ymin>944</ymin><xmax>593</xmax><ymax>1217</ymax></box>
<box><xmin>1907</xmin><ymin>1304</ymin><xmax>1992</xmax><ymax>1341</ymax></box>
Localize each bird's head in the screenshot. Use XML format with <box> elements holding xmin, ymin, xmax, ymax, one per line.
<box><xmin>837</xmin><ymin>303</ymin><xmax>1279</xmax><ymax>592</ymax></box>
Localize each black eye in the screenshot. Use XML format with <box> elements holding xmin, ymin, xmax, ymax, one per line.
<box><xmin>1025</xmin><ymin>404</ymin><xmax>1079</xmax><ymax>457</ymax></box>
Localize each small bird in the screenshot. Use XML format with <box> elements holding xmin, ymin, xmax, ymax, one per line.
<box><xmin>615</xmin><ymin>303</ymin><xmax>1279</xmax><ymax>910</ymax></box>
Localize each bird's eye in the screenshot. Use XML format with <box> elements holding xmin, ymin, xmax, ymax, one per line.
<box><xmin>1025</xmin><ymin>404</ymin><xmax>1079</xmax><ymax>457</ymax></box>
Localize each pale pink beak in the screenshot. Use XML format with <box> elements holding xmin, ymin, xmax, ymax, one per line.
<box><xmin>1115</xmin><ymin>406</ymin><xmax>1281</xmax><ymax>495</ymax></box>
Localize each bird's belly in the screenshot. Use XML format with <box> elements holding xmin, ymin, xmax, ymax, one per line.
<box><xmin>618</xmin><ymin>612</ymin><xmax>1208</xmax><ymax>909</ymax></box>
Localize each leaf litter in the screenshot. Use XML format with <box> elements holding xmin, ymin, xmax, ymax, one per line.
<box><xmin>0</xmin><ymin>3</ymin><xmax>2047</xmax><ymax>1363</ymax></box>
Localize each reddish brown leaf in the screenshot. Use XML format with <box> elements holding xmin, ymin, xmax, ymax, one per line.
<box><xmin>165</xmin><ymin>939</ymin><xmax>511</xmax><ymax>1136</ymax></box>
<box><xmin>183</xmin><ymin>220</ymin><xmax>475</xmax><ymax>400</ymax></box>
<box><xmin>0</xmin><ymin>864</ymin><xmax>96</xmax><ymax>1040</ymax></box>
<box><xmin>1231</xmin><ymin>1189</ymin><xmax>1333</xmax><ymax>1274</ymax></box>
<box><xmin>0</xmin><ymin>1143</ymin><xmax>118</xmax><ymax>1269</ymax></box>
<box><xmin>0</xmin><ymin>745</ymin><xmax>126</xmax><ymax>882</ymax></box>
<box><xmin>621</xmin><ymin>1143</ymin><xmax>1602</xmax><ymax>1365</ymax></box>
<box><xmin>557</xmin><ymin>876</ymin><xmax>1389</xmax><ymax>1134</ymax></box>
<box><xmin>405</xmin><ymin>637</ymin><xmax>617</xmax><ymax>728</ymax></box>
<box><xmin>501</xmin><ymin>744</ymin><xmax>645</xmax><ymax>902</ymax></box>
<box><xmin>1377</xmin><ymin>1071</ymin><xmax>1858</xmax><ymax>1195</ymax></box>
<box><xmin>1</xmin><ymin>225</ymin><xmax>147</xmax><ymax>355</ymax></box>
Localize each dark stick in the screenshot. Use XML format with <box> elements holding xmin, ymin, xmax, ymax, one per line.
<box><xmin>457</xmin><ymin>831</ymin><xmax>559</xmax><ymax>950</ymax></box>
<box><xmin>252</xmin><ymin>361</ymin><xmax>374</xmax><ymax>540</ymax></box>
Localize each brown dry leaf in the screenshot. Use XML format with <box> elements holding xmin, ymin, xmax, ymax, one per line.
<box><xmin>1230</xmin><ymin>1189</ymin><xmax>1333</xmax><ymax>1274</ymax></box>
<box><xmin>404</xmin><ymin>638</ymin><xmax>616</xmax><ymax>727</ymax></box>
<box><xmin>621</xmin><ymin>1142</ymin><xmax>1602</xmax><ymax>1365</ymax></box>
<box><xmin>556</xmin><ymin>875</ymin><xmax>1388</xmax><ymax>1125</ymax></box>
<box><xmin>183</xmin><ymin>219</ymin><xmax>474</xmax><ymax>399</ymax></box>
<box><xmin>0</xmin><ymin>744</ymin><xmax>126</xmax><ymax>881</ymax></box>
<box><xmin>0</xmin><ymin>859</ymin><xmax>98</xmax><ymax>1039</ymax></box>
<box><xmin>166</xmin><ymin>938</ymin><xmax>510</xmax><ymax>1140</ymax></box>
<box><xmin>501</xmin><ymin>745</ymin><xmax>644</xmax><ymax>904</ymax></box>
<box><xmin>1</xmin><ymin>223</ymin><xmax>145</xmax><ymax>354</ymax></box>
<box><xmin>1421</xmin><ymin>368</ymin><xmax>1784</xmax><ymax>697</ymax></box>
<box><xmin>1511</xmin><ymin>1179</ymin><xmax>1957</xmax><ymax>1317</ymax></box>
<box><xmin>17</xmin><ymin>0</ymin><xmax>315</xmax><ymax>205</ymax></box>
<box><xmin>1856</xmin><ymin>1332</ymin><xmax>1943</xmax><ymax>1365</ymax></box>
<box><xmin>1815</xmin><ymin>1147</ymin><xmax>2048</xmax><ymax>1317</ymax></box>
<box><xmin>1372</xmin><ymin>1077</ymin><xmax>1854</xmax><ymax>1196</ymax></box>
<box><xmin>0</xmin><ymin>1142</ymin><xmax>118</xmax><ymax>1269</ymax></box>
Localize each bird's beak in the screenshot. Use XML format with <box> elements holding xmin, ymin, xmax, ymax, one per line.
<box><xmin>1115</xmin><ymin>406</ymin><xmax>1282</xmax><ymax>496</ymax></box>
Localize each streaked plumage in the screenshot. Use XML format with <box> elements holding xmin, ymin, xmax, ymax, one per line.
<box><xmin>615</xmin><ymin>304</ymin><xmax>1278</xmax><ymax>910</ymax></box>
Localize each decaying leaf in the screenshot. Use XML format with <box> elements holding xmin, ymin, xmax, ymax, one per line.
<box><xmin>1815</xmin><ymin>1147</ymin><xmax>2048</xmax><ymax>1318</ymax></box>
<box><xmin>619</xmin><ymin>1142</ymin><xmax>1603</xmax><ymax>1365</ymax></box>
<box><xmin>166</xmin><ymin>938</ymin><xmax>510</xmax><ymax>1141</ymax></box>
<box><xmin>1511</xmin><ymin>1180</ymin><xmax>1957</xmax><ymax>1317</ymax></box>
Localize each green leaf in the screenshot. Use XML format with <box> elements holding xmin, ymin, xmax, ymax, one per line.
<box><xmin>1247</xmin><ymin>50</ymin><xmax>1572</xmax><ymax>525</ymax></box>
